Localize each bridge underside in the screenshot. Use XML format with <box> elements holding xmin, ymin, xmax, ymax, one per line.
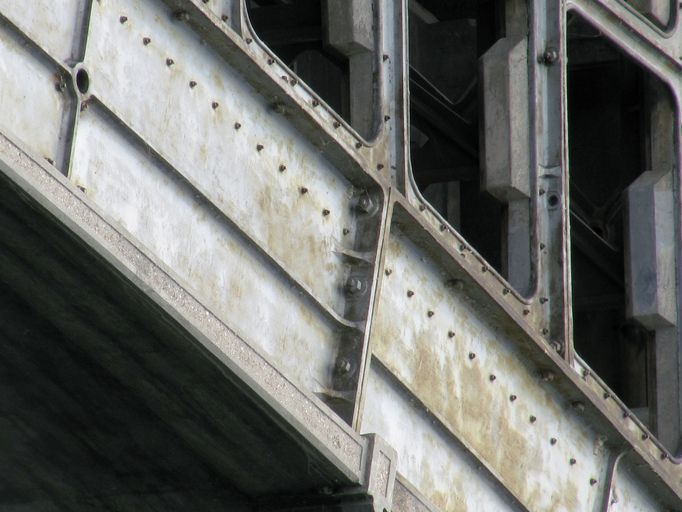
<box><xmin>0</xmin><ymin>173</ymin><xmax>367</xmax><ymax>512</ymax></box>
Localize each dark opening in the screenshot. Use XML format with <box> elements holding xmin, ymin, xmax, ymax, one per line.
<box><xmin>409</xmin><ymin>0</ymin><xmax>506</xmax><ymax>274</ymax></box>
<box><xmin>245</xmin><ymin>0</ymin><xmax>374</xmax><ymax>137</ymax></box>
<box><xmin>567</xmin><ymin>12</ymin><xmax>677</xmax><ymax>436</ymax></box>
<box><xmin>76</xmin><ymin>68</ymin><xmax>89</xmax><ymax>94</ymax></box>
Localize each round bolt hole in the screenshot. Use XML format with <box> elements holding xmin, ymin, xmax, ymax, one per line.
<box><xmin>76</xmin><ymin>68</ymin><xmax>90</xmax><ymax>94</ymax></box>
<box><xmin>547</xmin><ymin>194</ymin><xmax>560</xmax><ymax>207</ymax></box>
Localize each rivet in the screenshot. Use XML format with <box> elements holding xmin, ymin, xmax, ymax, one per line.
<box><xmin>290</xmin><ymin>78</ymin><xmax>297</xmax><ymax>86</ymax></box>
<box><xmin>221</xmin><ymin>14</ymin><xmax>229</xmax><ymax>21</ymax></box>
<box><xmin>540</xmin><ymin>370</ymin><xmax>555</xmax><ymax>382</ymax></box>
<box><xmin>211</xmin><ymin>101</ymin><xmax>219</xmax><ymax>109</ymax></box>
<box><xmin>539</xmin><ymin>297</ymin><xmax>548</xmax><ymax>304</ymax></box>
<box><xmin>143</xmin><ymin>37</ymin><xmax>151</xmax><ymax>45</ymax></box>
<box><xmin>661</xmin><ymin>453</ymin><xmax>668</xmax><ymax>460</ymax></box>
<box><xmin>345</xmin><ymin>277</ymin><xmax>366</xmax><ymax>296</ymax></box>
<box><xmin>382</xmin><ymin>54</ymin><xmax>389</xmax><ymax>61</ymax></box>
<box><xmin>569</xmin><ymin>458</ymin><xmax>577</xmax><ymax>465</ymax></box>
<box><xmin>550</xmin><ymin>438</ymin><xmax>557</xmax><ymax>445</ymax></box>
<box><xmin>539</xmin><ymin>188</ymin><xmax>546</xmax><ymax>196</ymax></box>
<box><xmin>174</xmin><ymin>10</ymin><xmax>189</xmax><ymax>21</ymax></box>
<box><xmin>189</xmin><ymin>80</ymin><xmax>197</xmax><ymax>88</ymax></box>
<box><xmin>541</xmin><ymin>328</ymin><xmax>549</xmax><ymax>335</ymax></box>
<box><xmin>530</xmin><ymin>415</ymin><xmax>537</xmax><ymax>423</ymax></box>
<box><xmin>540</xmin><ymin>243</ymin><xmax>546</xmax><ymax>250</ymax></box>
<box><xmin>503</xmin><ymin>288</ymin><xmax>510</xmax><ymax>295</ymax></box>
<box><xmin>509</xmin><ymin>394</ymin><xmax>517</xmax><ymax>402</ymax></box>
<box><xmin>234</xmin><ymin>122</ymin><xmax>241</xmax><ymax>130</ymax></box>
<box><xmin>384</xmin><ymin>115</ymin><xmax>391</xmax><ymax>121</ymax></box>
<box><xmin>481</xmin><ymin>265</ymin><xmax>487</xmax><ymax>272</ymax></box>
<box><xmin>489</xmin><ymin>374</ymin><xmax>496</xmax><ymax>382</ymax></box>
<box><xmin>440</xmin><ymin>224</ymin><xmax>447</xmax><ymax>232</ymax></box>
<box><xmin>539</xmin><ymin>47</ymin><xmax>559</xmax><ymax>65</ymax></box>
<box><xmin>336</xmin><ymin>358</ymin><xmax>352</xmax><ymax>374</ymax></box>
<box><xmin>256</xmin><ymin>144</ymin><xmax>264</xmax><ymax>152</ymax></box>
<box><xmin>277</xmin><ymin>165</ymin><xmax>286</xmax><ymax>173</ymax></box>
<box><xmin>385</xmin><ymin>269</ymin><xmax>392</xmax><ymax>276</ymax></box>
<box><xmin>427</xmin><ymin>310</ymin><xmax>434</xmax><ymax>317</ymax></box>
<box><xmin>312</xmin><ymin>99</ymin><xmax>319</xmax><ymax>107</ymax></box>
<box><xmin>322</xmin><ymin>208</ymin><xmax>330</xmax><ymax>216</ymax></box>
<box><xmin>572</xmin><ymin>401</ymin><xmax>585</xmax><ymax>412</ymax></box>
<box><xmin>468</xmin><ymin>352</ymin><xmax>476</xmax><ymax>360</ymax></box>
<box><xmin>267</xmin><ymin>58</ymin><xmax>274</xmax><ymax>65</ymax></box>
<box><xmin>377</xmin><ymin>164</ymin><xmax>384</xmax><ymax>170</ymax></box>
<box><xmin>418</xmin><ymin>205</ymin><xmax>426</xmax><ymax>211</ymax></box>
<box><xmin>603</xmin><ymin>392</ymin><xmax>610</xmax><ymax>399</ymax></box>
<box><xmin>119</xmin><ymin>15</ymin><xmax>128</xmax><ymax>23</ymax></box>
<box><xmin>448</xmin><ymin>331</ymin><xmax>455</xmax><ymax>338</ymax></box>
<box><xmin>166</xmin><ymin>58</ymin><xmax>174</xmax><ymax>66</ymax></box>
<box><xmin>590</xmin><ymin>478</ymin><xmax>597</xmax><ymax>486</ymax></box>
<box><xmin>355</xmin><ymin>142</ymin><xmax>362</xmax><ymax>149</ymax></box>
<box><xmin>333</xmin><ymin>121</ymin><xmax>341</xmax><ymax>128</ymax></box>
<box><xmin>641</xmin><ymin>433</ymin><xmax>649</xmax><ymax>440</ymax></box>
<box><xmin>407</xmin><ymin>290</ymin><xmax>414</xmax><ymax>298</ymax></box>
<box><xmin>523</xmin><ymin>309</ymin><xmax>530</xmax><ymax>315</ymax></box>
<box><xmin>623</xmin><ymin>411</ymin><xmax>630</xmax><ymax>419</ymax></box>
<box><xmin>245</xmin><ymin>38</ymin><xmax>252</xmax><ymax>44</ymax></box>
<box><xmin>582</xmin><ymin>369</ymin><xmax>590</xmax><ymax>378</ymax></box>
<box><xmin>342</xmin><ymin>228</ymin><xmax>350</xmax><ymax>235</ymax></box>
<box><xmin>280</xmin><ymin>75</ymin><xmax>288</xmax><ymax>83</ymax></box>
<box><xmin>299</xmin><ymin>187</ymin><xmax>308</xmax><ymax>194</ymax></box>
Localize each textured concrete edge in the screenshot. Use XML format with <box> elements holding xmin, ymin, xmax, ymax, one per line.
<box><xmin>0</xmin><ymin>131</ymin><xmax>380</xmax><ymax>488</ymax></box>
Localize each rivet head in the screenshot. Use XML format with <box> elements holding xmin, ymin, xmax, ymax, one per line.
<box><xmin>384</xmin><ymin>269</ymin><xmax>392</xmax><ymax>276</ymax></box>
<box><xmin>189</xmin><ymin>80</ymin><xmax>197</xmax><ymax>88</ymax></box>
<box><xmin>529</xmin><ymin>415</ymin><xmax>537</xmax><ymax>423</ymax></box>
<box><xmin>468</xmin><ymin>352</ymin><xmax>476</xmax><ymax>360</ymax></box>
<box><xmin>142</xmin><ymin>37</ymin><xmax>151</xmax><ymax>45</ymax></box>
<box><xmin>382</xmin><ymin>54</ymin><xmax>389</xmax><ymax>61</ymax></box>
<box><xmin>572</xmin><ymin>401</ymin><xmax>585</xmax><ymax>412</ymax></box>
<box><xmin>590</xmin><ymin>478</ymin><xmax>597</xmax><ymax>486</ymax></box>
<box><xmin>333</xmin><ymin>121</ymin><xmax>340</xmax><ymax>128</ymax></box>
<box><xmin>489</xmin><ymin>374</ymin><xmax>496</xmax><ymax>382</ymax></box>
<box><xmin>342</xmin><ymin>228</ymin><xmax>350</xmax><ymax>235</ymax></box>
<box><xmin>550</xmin><ymin>438</ymin><xmax>557</xmax><ymax>445</ymax></box>
<box><xmin>299</xmin><ymin>186</ymin><xmax>308</xmax><ymax>194</ymax></box>
<box><xmin>377</xmin><ymin>163</ymin><xmax>384</xmax><ymax>171</ymax></box>
<box><xmin>509</xmin><ymin>394</ymin><xmax>517</xmax><ymax>402</ymax></box>
<box><xmin>523</xmin><ymin>309</ymin><xmax>530</xmax><ymax>316</ymax></box>
<box><xmin>245</xmin><ymin>38</ymin><xmax>252</xmax><ymax>44</ymax></box>
<box><xmin>166</xmin><ymin>58</ymin><xmax>175</xmax><ymax>66</ymax></box>
<box><xmin>345</xmin><ymin>276</ymin><xmax>366</xmax><ymax>295</ymax></box>
<box><xmin>256</xmin><ymin>144</ymin><xmax>264</xmax><ymax>152</ymax></box>
<box><xmin>336</xmin><ymin>358</ymin><xmax>352</xmax><ymax>375</ymax></box>
<box><xmin>641</xmin><ymin>433</ymin><xmax>649</xmax><ymax>440</ymax></box>
<box><xmin>119</xmin><ymin>15</ymin><xmax>128</xmax><ymax>23</ymax></box>
<box><xmin>569</xmin><ymin>458</ymin><xmax>577</xmax><ymax>465</ymax></box>
<box><xmin>418</xmin><ymin>204</ymin><xmax>426</xmax><ymax>211</ymax></box>
<box><xmin>427</xmin><ymin>310</ymin><xmax>434</xmax><ymax>317</ymax></box>
<box><xmin>211</xmin><ymin>101</ymin><xmax>219</xmax><ymax>109</ymax></box>
<box><xmin>406</xmin><ymin>290</ymin><xmax>414</xmax><ymax>298</ymax></box>
<box><xmin>448</xmin><ymin>331</ymin><xmax>455</xmax><ymax>338</ymax></box>
<box><xmin>322</xmin><ymin>208</ymin><xmax>330</xmax><ymax>216</ymax></box>
<box><xmin>221</xmin><ymin>14</ymin><xmax>229</xmax><ymax>22</ymax></box>
<box><xmin>312</xmin><ymin>99</ymin><xmax>319</xmax><ymax>107</ymax></box>
<box><xmin>278</xmin><ymin>164</ymin><xmax>286</xmax><ymax>172</ymax></box>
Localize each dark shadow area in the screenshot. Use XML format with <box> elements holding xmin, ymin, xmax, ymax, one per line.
<box><xmin>567</xmin><ymin>12</ymin><xmax>679</xmax><ymax>452</ymax></box>
<box><xmin>408</xmin><ymin>0</ymin><xmax>506</xmax><ymax>274</ymax></box>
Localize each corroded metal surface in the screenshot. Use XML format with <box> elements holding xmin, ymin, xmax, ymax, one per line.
<box><xmin>0</xmin><ymin>0</ymin><xmax>681</xmax><ymax>510</ymax></box>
